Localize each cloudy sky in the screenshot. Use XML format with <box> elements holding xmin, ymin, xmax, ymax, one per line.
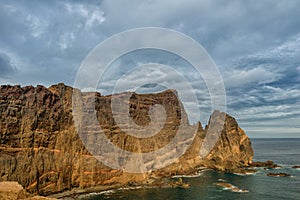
<box><xmin>0</xmin><ymin>0</ymin><xmax>299</xmax><ymax>138</ymax></box>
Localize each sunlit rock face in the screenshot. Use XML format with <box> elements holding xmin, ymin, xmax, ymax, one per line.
<box><xmin>0</xmin><ymin>84</ymin><xmax>253</xmax><ymax>195</ymax></box>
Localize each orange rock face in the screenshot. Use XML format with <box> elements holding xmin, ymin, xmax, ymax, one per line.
<box><xmin>0</xmin><ymin>83</ymin><xmax>253</xmax><ymax>195</ymax></box>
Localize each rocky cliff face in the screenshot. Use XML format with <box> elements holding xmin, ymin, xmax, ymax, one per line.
<box><xmin>0</xmin><ymin>83</ymin><xmax>253</xmax><ymax>195</ymax></box>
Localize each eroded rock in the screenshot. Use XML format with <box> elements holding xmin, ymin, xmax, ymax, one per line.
<box><xmin>0</xmin><ymin>84</ymin><xmax>254</xmax><ymax>196</ymax></box>
<box><xmin>249</xmin><ymin>160</ymin><xmax>280</xmax><ymax>169</ymax></box>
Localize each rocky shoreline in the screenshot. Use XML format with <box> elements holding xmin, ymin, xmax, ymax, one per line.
<box><xmin>0</xmin><ymin>182</ymin><xmax>55</xmax><ymax>200</ymax></box>
<box><xmin>47</xmin><ymin>167</ymin><xmax>207</xmax><ymax>199</ymax></box>
<box><xmin>47</xmin><ymin>176</ymin><xmax>193</xmax><ymax>199</ymax></box>
<box><xmin>1</xmin><ymin>159</ymin><xmax>298</xmax><ymax>199</ymax></box>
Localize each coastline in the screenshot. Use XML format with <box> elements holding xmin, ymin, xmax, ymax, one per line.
<box><xmin>47</xmin><ymin>158</ymin><xmax>299</xmax><ymax>199</ymax></box>
<box><xmin>47</xmin><ymin>184</ymin><xmax>124</xmax><ymax>199</ymax></box>
<box><xmin>48</xmin><ymin>167</ymin><xmax>209</xmax><ymax>199</ymax></box>
<box><xmin>1</xmin><ymin>158</ymin><xmax>298</xmax><ymax>199</ymax></box>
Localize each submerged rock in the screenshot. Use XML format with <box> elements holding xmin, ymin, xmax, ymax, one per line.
<box><xmin>215</xmin><ymin>182</ymin><xmax>249</xmax><ymax>193</ymax></box>
<box><xmin>171</xmin><ymin>178</ymin><xmax>190</xmax><ymax>189</ymax></box>
<box><xmin>267</xmin><ymin>173</ymin><xmax>291</xmax><ymax>177</ymax></box>
<box><xmin>249</xmin><ymin>160</ymin><xmax>280</xmax><ymax>169</ymax></box>
<box><xmin>292</xmin><ymin>166</ymin><xmax>300</xmax><ymax>169</ymax></box>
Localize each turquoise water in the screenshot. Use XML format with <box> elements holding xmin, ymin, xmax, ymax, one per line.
<box><xmin>80</xmin><ymin>138</ymin><xmax>300</xmax><ymax>200</ymax></box>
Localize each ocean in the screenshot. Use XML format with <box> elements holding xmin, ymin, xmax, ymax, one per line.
<box><xmin>78</xmin><ymin>138</ymin><xmax>300</xmax><ymax>200</ymax></box>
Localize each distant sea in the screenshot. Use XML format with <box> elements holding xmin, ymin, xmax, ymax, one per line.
<box><xmin>78</xmin><ymin>138</ymin><xmax>300</xmax><ymax>200</ymax></box>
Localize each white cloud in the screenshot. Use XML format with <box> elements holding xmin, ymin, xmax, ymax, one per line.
<box><xmin>239</xmin><ymin>33</ymin><xmax>300</xmax><ymax>64</ymax></box>
<box><xmin>64</xmin><ymin>3</ymin><xmax>89</xmax><ymax>17</ymax></box>
<box><xmin>25</xmin><ymin>14</ymin><xmax>46</xmax><ymax>38</ymax></box>
<box><xmin>262</xmin><ymin>86</ymin><xmax>300</xmax><ymax>101</ymax></box>
<box><xmin>63</xmin><ymin>2</ymin><xmax>105</xmax><ymax>29</ymax></box>
<box><xmin>86</xmin><ymin>10</ymin><xmax>105</xmax><ymax>28</ymax></box>
<box><xmin>225</xmin><ymin>67</ymin><xmax>279</xmax><ymax>88</ymax></box>
<box><xmin>59</xmin><ymin>32</ymin><xmax>75</xmax><ymax>50</ymax></box>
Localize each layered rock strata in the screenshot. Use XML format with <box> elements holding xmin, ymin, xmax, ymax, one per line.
<box><xmin>0</xmin><ymin>83</ymin><xmax>253</xmax><ymax>195</ymax></box>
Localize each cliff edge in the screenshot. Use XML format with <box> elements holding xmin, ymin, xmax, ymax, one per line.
<box><xmin>0</xmin><ymin>84</ymin><xmax>253</xmax><ymax>196</ymax></box>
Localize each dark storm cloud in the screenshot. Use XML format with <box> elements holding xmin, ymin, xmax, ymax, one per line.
<box><xmin>100</xmin><ymin>0</ymin><xmax>300</xmax><ymax>63</ymax></box>
<box><xmin>0</xmin><ymin>53</ymin><xmax>16</xmax><ymax>78</ymax></box>
<box><xmin>0</xmin><ymin>0</ymin><xmax>299</xmax><ymax>136</ymax></box>
<box><xmin>1</xmin><ymin>0</ymin><xmax>300</xmax><ymax>83</ymax></box>
<box><xmin>0</xmin><ymin>0</ymin><xmax>106</xmax><ymax>85</ymax></box>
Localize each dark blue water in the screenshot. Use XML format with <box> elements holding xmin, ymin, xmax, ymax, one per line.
<box><xmin>79</xmin><ymin>138</ymin><xmax>300</xmax><ymax>200</ymax></box>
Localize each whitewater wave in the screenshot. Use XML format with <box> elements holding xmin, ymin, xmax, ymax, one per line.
<box><xmin>172</xmin><ymin>168</ymin><xmax>209</xmax><ymax>178</ymax></box>
<box><xmin>215</xmin><ymin>182</ymin><xmax>249</xmax><ymax>193</ymax></box>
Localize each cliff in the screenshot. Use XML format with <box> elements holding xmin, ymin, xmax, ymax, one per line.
<box><xmin>0</xmin><ymin>83</ymin><xmax>253</xmax><ymax>196</ymax></box>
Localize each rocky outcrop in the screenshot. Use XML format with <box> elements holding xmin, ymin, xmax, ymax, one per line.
<box><xmin>249</xmin><ymin>160</ymin><xmax>280</xmax><ymax>169</ymax></box>
<box><xmin>0</xmin><ymin>181</ymin><xmax>56</xmax><ymax>200</ymax></box>
<box><xmin>0</xmin><ymin>83</ymin><xmax>253</xmax><ymax>196</ymax></box>
<box><xmin>215</xmin><ymin>182</ymin><xmax>249</xmax><ymax>193</ymax></box>
<box><xmin>201</xmin><ymin>111</ymin><xmax>253</xmax><ymax>172</ymax></box>
<box><xmin>267</xmin><ymin>173</ymin><xmax>291</xmax><ymax>177</ymax></box>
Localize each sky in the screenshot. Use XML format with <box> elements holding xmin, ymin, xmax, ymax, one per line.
<box><xmin>0</xmin><ymin>0</ymin><xmax>299</xmax><ymax>138</ymax></box>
